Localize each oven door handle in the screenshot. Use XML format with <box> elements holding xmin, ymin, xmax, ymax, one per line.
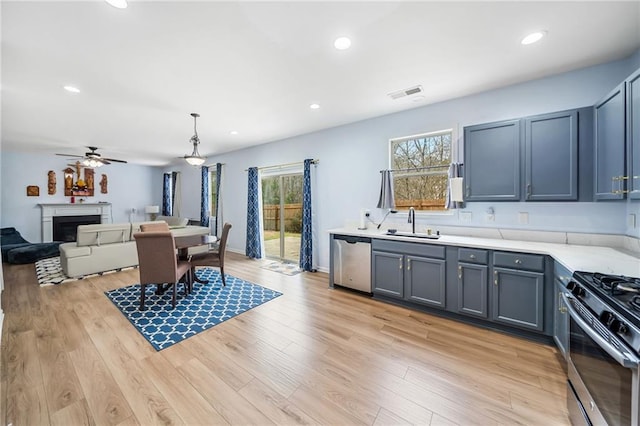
<box><xmin>562</xmin><ymin>293</ymin><xmax>640</xmax><ymax>369</ymax></box>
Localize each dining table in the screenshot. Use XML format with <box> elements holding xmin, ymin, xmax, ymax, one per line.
<box><xmin>174</xmin><ymin>234</ymin><xmax>219</xmax><ymax>284</ymax></box>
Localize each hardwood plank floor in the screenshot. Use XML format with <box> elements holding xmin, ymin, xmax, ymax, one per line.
<box><xmin>1</xmin><ymin>253</ymin><xmax>569</xmax><ymax>425</ymax></box>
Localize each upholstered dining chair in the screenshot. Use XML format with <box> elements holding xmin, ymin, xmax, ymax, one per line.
<box><xmin>140</xmin><ymin>222</ymin><xmax>170</xmax><ymax>232</ymax></box>
<box><xmin>133</xmin><ymin>231</ymin><xmax>191</xmax><ymax>310</ymax></box>
<box><xmin>188</xmin><ymin>223</ymin><xmax>232</xmax><ymax>287</ymax></box>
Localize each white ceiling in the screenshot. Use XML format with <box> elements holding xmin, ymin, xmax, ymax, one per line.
<box><xmin>2</xmin><ymin>1</ymin><xmax>639</xmax><ymax>166</ymax></box>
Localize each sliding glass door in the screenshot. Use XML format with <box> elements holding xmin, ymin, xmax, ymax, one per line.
<box><xmin>261</xmin><ymin>173</ymin><xmax>302</xmax><ymax>262</ymax></box>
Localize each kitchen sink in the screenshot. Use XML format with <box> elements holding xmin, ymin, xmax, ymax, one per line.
<box><xmin>385</xmin><ymin>231</ymin><xmax>440</xmax><ymax>240</ymax></box>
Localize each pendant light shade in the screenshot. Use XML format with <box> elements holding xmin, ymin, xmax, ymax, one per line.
<box><xmin>184</xmin><ymin>113</ymin><xmax>206</xmax><ymax>166</ymax></box>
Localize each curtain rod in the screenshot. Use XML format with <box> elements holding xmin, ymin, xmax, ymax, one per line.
<box><xmin>381</xmin><ymin>164</ymin><xmax>451</xmax><ymax>173</ymax></box>
<box><xmin>245</xmin><ymin>159</ymin><xmax>319</xmax><ymax>172</ymax></box>
<box><xmin>204</xmin><ymin>162</ymin><xmax>225</xmax><ymax>167</ymax></box>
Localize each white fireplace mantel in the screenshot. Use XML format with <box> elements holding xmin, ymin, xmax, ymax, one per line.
<box><xmin>39</xmin><ymin>203</ymin><xmax>112</xmax><ymax>242</ymax></box>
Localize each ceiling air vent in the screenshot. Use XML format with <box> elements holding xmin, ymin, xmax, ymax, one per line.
<box><xmin>388</xmin><ymin>85</ymin><xmax>423</xmax><ymax>100</ymax></box>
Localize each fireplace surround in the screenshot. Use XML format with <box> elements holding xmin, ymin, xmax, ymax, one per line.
<box><xmin>39</xmin><ymin>203</ymin><xmax>112</xmax><ymax>242</ymax></box>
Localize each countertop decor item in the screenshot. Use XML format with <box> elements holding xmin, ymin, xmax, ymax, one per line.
<box><xmin>184</xmin><ymin>112</ymin><xmax>206</xmax><ymax>166</ymax></box>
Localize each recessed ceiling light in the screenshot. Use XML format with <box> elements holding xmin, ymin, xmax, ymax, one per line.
<box><xmin>412</xmin><ymin>95</ymin><xmax>426</xmax><ymax>103</ymax></box>
<box><xmin>309</xmin><ymin>103</ymin><xmax>320</xmax><ymax>110</ymax></box>
<box><xmin>521</xmin><ymin>31</ymin><xmax>546</xmax><ymax>45</ymax></box>
<box><xmin>63</xmin><ymin>85</ymin><xmax>80</xmax><ymax>93</ymax></box>
<box><xmin>334</xmin><ymin>37</ymin><xmax>351</xmax><ymax>50</ymax></box>
<box><xmin>230</xmin><ymin>130</ymin><xmax>238</xmax><ymax>135</ymax></box>
<box><xmin>105</xmin><ymin>0</ymin><xmax>128</xmax><ymax>8</ymax></box>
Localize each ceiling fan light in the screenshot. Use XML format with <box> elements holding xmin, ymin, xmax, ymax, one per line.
<box><xmin>81</xmin><ymin>158</ymin><xmax>103</xmax><ymax>168</ymax></box>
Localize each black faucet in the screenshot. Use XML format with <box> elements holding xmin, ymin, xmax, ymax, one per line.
<box><xmin>408</xmin><ymin>207</ymin><xmax>415</xmax><ymax>234</ymax></box>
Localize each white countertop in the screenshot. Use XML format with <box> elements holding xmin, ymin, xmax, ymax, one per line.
<box><xmin>329</xmin><ymin>227</ymin><xmax>640</xmax><ymax>277</ymax></box>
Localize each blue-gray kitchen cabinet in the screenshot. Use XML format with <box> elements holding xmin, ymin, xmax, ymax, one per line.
<box><xmin>628</xmin><ymin>68</ymin><xmax>640</xmax><ymax>199</ymax></box>
<box><xmin>594</xmin><ymin>82</ymin><xmax>626</xmax><ymax>200</ymax></box>
<box><xmin>491</xmin><ymin>252</ymin><xmax>545</xmax><ymax>332</ymax></box>
<box><xmin>464</xmin><ymin>119</ymin><xmax>521</xmax><ymax>201</ymax></box>
<box><xmin>524</xmin><ymin>110</ymin><xmax>578</xmax><ymax>200</ymax></box>
<box><xmin>372</xmin><ymin>239</ymin><xmax>446</xmax><ymax>308</ymax></box>
<box><xmin>553</xmin><ymin>262</ymin><xmax>572</xmax><ymax>361</ymax></box>
<box><xmin>372</xmin><ymin>250</ymin><xmax>404</xmax><ymax>299</ymax></box>
<box><xmin>456</xmin><ymin>248</ymin><xmax>489</xmax><ymax>319</ymax></box>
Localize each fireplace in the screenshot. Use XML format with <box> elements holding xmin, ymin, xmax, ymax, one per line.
<box><xmin>53</xmin><ymin>215</ymin><xmax>101</xmax><ymax>242</ymax></box>
<box><xmin>39</xmin><ymin>203</ymin><xmax>112</xmax><ymax>242</ymax></box>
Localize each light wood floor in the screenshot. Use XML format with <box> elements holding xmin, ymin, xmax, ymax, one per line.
<box><xmin>1</xmin><ymin>252</ymin><xmax>569</xmax><ymax>425</ymax></box>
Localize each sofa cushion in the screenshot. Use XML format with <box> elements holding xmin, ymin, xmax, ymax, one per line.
<box><xmin>76</xmin><ymin>224</ymin><xmax>131</xmax><ymax>246</ymax></box>
<box><xmin>59</xmin><ymin>242</ymin><xmax>92</xmax><ymax>259</ymax></box>
<box><xmin>156</xmin><ymin>215</ymin><xmax>189</xmax><ymax>227</ymax></box>
<box><xmin>1</xmin><ymin>227</ymin><xmax>29</xmax><ymax>245</ymax></box>
<box><xmin>131</xmin><ymin>221</ymin><xmax>162</xmax><ymax>236</ymax></box>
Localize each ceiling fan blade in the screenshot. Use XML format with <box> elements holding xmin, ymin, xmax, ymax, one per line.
<box><xmin>102</xmin><ymin>157</ymin><xmax>127</xmax><ymax>163</ymax></box>
<box><xmin>56</xmin><ymin>153</ymin><xmax>83</xmax><ymax>158</ymax></box>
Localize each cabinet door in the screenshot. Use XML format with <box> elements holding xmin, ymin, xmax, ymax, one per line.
<box><xmin>628</xmin><ymin>69</ymin><xmax>640</xmax><ymax>199</ymax></box>
<box><xmin>595</xmin><ymin>82</ymin><xmax>626</xmax><ymax>200</ymax></box>
<box><xmin>553</xmin><ymin>279</ymin><xmax>569</xmax><ymax>361</ymax></box>
<box><xmin>457</xmin><ymin>262</ymin><xmax>488</xmax><ymax>318</ymax></box>
<box><xmin>492</xmin><ymin>267</ymin><xmax>544</xmax><ymax>332</ymax></box>
<box><xmin>372</xmin><ymin>250</ymin><xmax>404</xmax><ymax>299</ymax></box>
<box><xmin>525</xmin><ymin>110</ymin><xmax>578</xmax><ymax>200</ymax></box>
<box><xmin>405</xmin><ymin>255</ymin><xmax>446</xmax><ymax>309</ymax></box>
<box><xmin>464</xmin><ymin>119</ymin><xmax>521</xmax><ymax>201</ymax></box>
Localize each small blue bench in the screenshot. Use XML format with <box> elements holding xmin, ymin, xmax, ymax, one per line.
<box><xmin>1</xmin><ymin>227</ymin><xmax>61</xmax><ymax>264</ymax></box>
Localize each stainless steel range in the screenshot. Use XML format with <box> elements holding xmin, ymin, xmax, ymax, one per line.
<box><xmin>565</xmin><ymin>271</ymin><xmax>640</xmax><ymax>425</ymax></box>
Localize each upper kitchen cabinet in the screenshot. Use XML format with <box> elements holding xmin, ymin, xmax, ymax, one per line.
<box><xmin>524</xmin><ymin>110</ymin><xmax>578</xmax><ymax>200</ymax></box>
<box><xmin>628</xmin><ymin>69</ymin><xmax>640</xmax><ymax>199</ymax></box>
<box><xmin>594</xmin><ymin>82</ymin><xmax>626</xmax><ymax>200</ymax></box>
<box><xmin>464</xmin><ymin>119</ymin><xmax>521</xmax><ymax>201</ymax></box>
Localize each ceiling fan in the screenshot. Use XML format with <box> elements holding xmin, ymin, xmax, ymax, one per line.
<box><xmin>56</xmin><ymin>146</ymin><xmax>127</xmax><ymax>167</ymax></box>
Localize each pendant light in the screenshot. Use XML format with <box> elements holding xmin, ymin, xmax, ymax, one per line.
<box><xmin>184</xmin><ymin>113</ymin><xmax>206</xmax><ymax>166</ymax></box>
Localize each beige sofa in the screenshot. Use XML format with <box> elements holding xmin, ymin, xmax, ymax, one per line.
<box><xmin>59</xmin><ymin>220</ymin><xmax>210</xmax><ymax>278</ymax></box>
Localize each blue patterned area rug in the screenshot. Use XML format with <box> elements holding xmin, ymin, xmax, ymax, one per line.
<box><xmin>105</xmin><ymin>268</ymin><xmax>282</xmax><ymax>350</ymax></box>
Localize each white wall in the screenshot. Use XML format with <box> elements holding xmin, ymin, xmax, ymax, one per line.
<box><xmin>0</xmin><ymin>151</ymin><xmax>164</xmax><ymax>243</ymax></box>
<box><xmin>171</xmin><ymin>53</ymin><xmax>639</xmax><ymax>271</ymax></box>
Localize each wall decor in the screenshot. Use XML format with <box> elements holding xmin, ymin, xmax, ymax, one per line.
<box><xmin>100</xmin><ymin>174</ymin><xmax>108</xmax><ymax>194</ymax></box>
<box><xmin>47</xmin><ymin>170</ymin><xmax>56</xmax><ymax>195</ymax></box>
<box><xmin>63</xmin><ymin>167</ymin><xmax>74</xmax><ymax>196</ymax></box>
<box><xmin>27</xmin><ymin>185</ymin><xmax>39</xmax><ymax>196</ymax></box>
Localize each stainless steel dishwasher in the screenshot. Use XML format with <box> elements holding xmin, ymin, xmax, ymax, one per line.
<box><xmin>332</xmin><ymin>235</ymin><xmax>371</xmax><ymax>293</ymax></box>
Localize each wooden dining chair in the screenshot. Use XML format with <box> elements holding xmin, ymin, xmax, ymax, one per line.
<box><xmin>188</xmin><ymin>223</ymin><xmax>232</xmax><ymax>287</ymax></box>
<box><xmin>140</xmin><ymin>222</ymin><xmax>170</xmax><ymax>232</ymax></box>
<box><xmin>133</xmin><ymin>231</ymin><xmax>191</xmax><ymax>310</ymax></box>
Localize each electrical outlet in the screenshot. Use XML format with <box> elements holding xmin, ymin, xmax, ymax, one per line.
<box><xmin>460</xmin><ymin>211</ymin><xmax>472</xmax><ymax>222</ymax></box>
<box><xmin>365</xmin><ymin>209</ymin><xmax>370</xmax><ymax>217</ymax></box>
<box><xmin>131</xmin><ymin>207</ymin><xmax>137</xmax><ymax>214</ymax></box>
<box><xmin>518</xmin><ymin>212</ymin><xmax>529</xmax><ymax>225</ymax></box>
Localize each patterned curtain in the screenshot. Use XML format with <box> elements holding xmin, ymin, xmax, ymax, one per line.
<box><xmin>171</xmin><ymin>172</ymin><xmax>178</xmax><ymax>216</ymax></box>
<box><xmin>245</xmin><ymin>167</ymin><xmax>261</xmax><ymax>259</ymax></box>
<box><xmin>200</xmin><ymin>166</ymin><xmax>210</xmax><ymax>227</ymax></box>
<box><xmin>162</xmin><ymin>173</ymin><xmax>172</xmax><ymax>216</ymax></box>
<box><xmin>299</xmin><ymin>159</ymin><xmax>313</xmax><ymax>271</ymax></box>
<box><xmin>214</xmin><ymin>163</ymin><xmax>222</xmax><ymax>236</ymax></box>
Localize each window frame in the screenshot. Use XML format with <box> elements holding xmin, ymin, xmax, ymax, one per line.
<box><xmin>389</xmin><ymin>128</ymin><xmax>456</xmax><ymax>212</ymax></box>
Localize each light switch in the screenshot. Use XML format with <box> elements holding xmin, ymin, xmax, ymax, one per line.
<box><xmin>629</xmin><ymin>214</ymin><xmax>637</xmax><ymax>229</ymax></box>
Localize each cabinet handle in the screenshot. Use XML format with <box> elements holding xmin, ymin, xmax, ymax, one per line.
<box><xmin>526</xmin><ymin>184</ymin><xmax>531</xmax><ymax>199</ymax></box>
<box><xmin>494</xmin><ymin>270</ymin><xmax>498</xmax><ymax>286</ymax></box>
<box><xmin>407</xmin><ymin>258</ymin><xmax>411</xmax><ymax>270</ymax></box>
<box><xmin>469</xmin><ymin>254</ymin><xmax>476</xmax><ymax>260</ymax></box>
<box><xmin>612</xmin><ymin>176</ymin><xmax>630</xmax><ymax>195</ymax></box>
<box><xmin>399</xmin><ymin>258</ymin><xmax>403</xmax><ymax>270</ymax></box>
<box><xmin>458</xmin><ymin>265</ymin><xmax>462</xmax><ymax>279</ymax></box>
<box><xmin>558</xmin><ymin>292</ymin><xmax>567</xmax><ymax>314</ymax></box>
<box><xmin>465</xmin><ymin>186</ymin><xmax>470</xmax><ymax>197</ymax></box>
<box><xmin>514</xmin><ymin>259</ymin><xmax>522</xmax><ymax>265</ymax></box>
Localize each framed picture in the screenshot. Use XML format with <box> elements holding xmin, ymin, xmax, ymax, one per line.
<box><xmin>27</xmin><ymin>185</ymin><xmax>40</xmax><ymax>196</ymax></box>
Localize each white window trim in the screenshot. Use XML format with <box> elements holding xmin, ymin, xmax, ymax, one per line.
<box><xmin>389</xmin><ymin>127</ymin><xmax>457</xmax><ymax>215</ymax></box>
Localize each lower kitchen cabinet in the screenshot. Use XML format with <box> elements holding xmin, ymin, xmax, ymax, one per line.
<box><xmin>372</xmin><ymin>239</ymin><xmax>446</xmax><ymax>308</ymax></box>
<box><xmin>372</xmin><ymin>250</ymin><xmax>404</xmax><ymax>298</ymax></box>
<box><xmin>457</xmin><ymin>262</ymin><xmax>489</xmax><ymax>318</ymax></box>
<box><xmin>492</xmin><ymin>267</ymin><xmax>545</xmax><ymax>332</ymax></box>
<box><xmin>406</xmin><ymin>255</ymin><xmax>446</xmax><ymax>308</ymax></box>
<box><xmin>553</xmin><ymin>262</ymin><xmax>572</xmax><ymax>360</ymax></box>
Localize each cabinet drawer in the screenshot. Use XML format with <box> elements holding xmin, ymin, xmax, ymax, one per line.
<box><xmin>458</xmin><ymin>248</ymin><xmax>488</xmax><ymax>264</ymax></box>
<box><xmin>372</xmin><ymin>239</ymin><xmax>445</xmax><ymax>259</ymax></box>
<box><xmin>493</xmin><ymin>252</ymin><xmax>544</xmax><ymax>272</ymax></box>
